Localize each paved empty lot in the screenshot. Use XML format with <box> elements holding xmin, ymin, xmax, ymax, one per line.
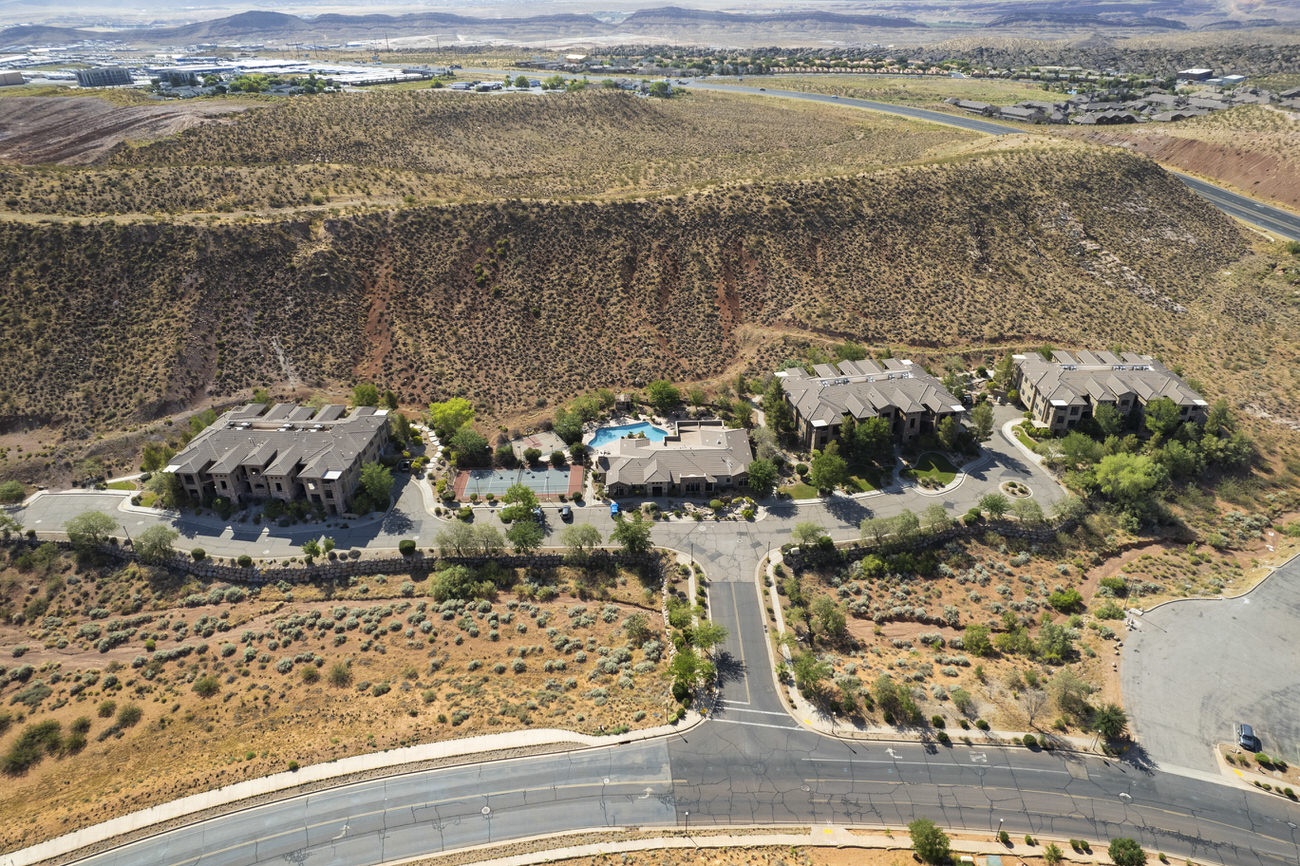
<box><xmin>1122</xmin><ymin>553</ymin><xmax>1300</xmax><ymax>773</ymax></box>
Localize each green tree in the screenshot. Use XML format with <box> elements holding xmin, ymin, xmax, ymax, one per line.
<box><xmin>499</xmin><ymin>482</ymin><xmax>539</xmax><ymax>522</ymax></box>
<box><xmin>1043</xmin><ymin>842</ymin><xmax>1065</xmax><ymax>865</ymax></box>
<box><xmin>428</xmin><ymin>397</ymin><xmax>475</xmax><ymax>440</ymax></box>
<box><xmin>560</xmin><ymin>523</ymin><xmax>602</xmax><ymax>556</ymax></box>
<box><xmin>991</xmin><ymin>352</ymin><xmax>1015</xmax><ymax>392</ymax></box>
<box><xmin>552</xmin><ymin>409</ymin><xmax>584</xmax><ymax>445</ymax></box>
<box><xmin>1049</xmin><ymin>668</ymin><xmax>1093</xmax><ymax>721</ymax></box>
<box><xmin>506</xmin><ymin>518</ymin><xmax>544</xmax><ymax>554</ymax></box>
<box><xmin>792</xmin><ymin>521</ymin><xmax>827</xmax><ymax>545</ymax></box>
<box><xmin>970</xmin><ymin>401</ymin><xmax>994</xmax><ymax>441</ymax></box>
<box><xmin>192</xmin><ymin>675</ymin><xmax>220</xmax><ymax>698</ymax></box>
<box><xmin>435</xmin><ymin>521</ymin><xmax>477</xmax><ymax>556</ymax></box>
<box><xmin>145</xmin><ymin>471</ymin><xmax>184</xmax><ymax>509</ymax></box>
<box><xmin>471</xmin><ymin>524</ymin><xmax>506</xmax><ymax>555</ymax></box>
<box><xmin>360</xmin><ymin>462</ymin><xmax>394</xmax><ymax>504</ymax></box>
<box><xmin>1093</xmin><ymin>402</ymin><xmax>1124</xmax><ymax>436</ymax></box>
<box><xmin>0</xmin><ymin>480</ymin><xmax>25</xmax><ymax>503</ymax></box>
<box><xmin>352</xmin><ymin>382</ymin><xmax>380</xmax><ymax>407</ymax></box>
<box><xmin>623</xmin><ymin>613</ymin><xmax>652</xmax><ymax>646</ymax></box>
<box><xmin>1108</xmin><ymin>837</ymin><xmax>1147</xmax><ymax>866</ymax></box>
<box><xmin>647</xmin><ymin>80</ymin><xmax>673</xmax><ymax>98</ymax></box>
<box><xmin>746</xmin><ymin>457</ymin><xmax>778</xmax><ymax>497</ymax></box>
<box><xmin>936</xmin><ymin>415</ymin><xmax>960</xmax><ymax>452</ymax></box>
<box><xmin>513</xmin><ymin>74</ymin><xmax>530</xmax><ymax>88</ymax></box>
<box><xmin>761</xmin><ymin>380</ymin><xmax>796</xmax><ymax>445</ymax></box>
<box><xmin>1035</xmin><ymin>617</ymin><xmax>1076</xmax><ymax>663</ymax></box>
<box><xmin>1093</xmin><ymin>703</ymin><xmax>1129</xmax><ymax>740</ymax></box>
<box><xmin>449</xmin><ymin>426</ymin><xmax>491</xmax><ymax>467</ymax></box>
<box><xmin>731</xmin><ymin>399</ymin><xmax>754</xmax><ymax>429</ymax></box>
<box><xmin>65</xmin><ymin>511</ymin><xmax>116</xmax><ymax>552</ymax></box>
<box><xmin>907</xmin><ymin>818</ymin><xmax>951</xmax><ymax>865</ymax></box>
<box><xmin>979</xmin><ymin>493</ymin><xmax>1011</xmax><ymax>518</ymax></box>
<box><xmin>963</xmin><ymin>624</ymin><xmax>994</xmax><ymax>657</ymax></box>
<box><xmin>1143</xmin><ymin>397</ymin><xmax>1181</xmax><ymax>439</ymax></box>
<box><xmin>1092</xmin><ymin>453</ymin><xmax>1166</xmax><ymax>507</ymax></box>
<box><xmin>669</xmin><ymin>646</ymin><xmax>715</xmax><ymax>694</ymax></box>
<box><xmin>809</xmin><ymin>441</ymin><xmax>847</xmax><ymax>490</ymax></box>
<box><xmin>852</xmin><ymin>415</ymin><xmax>893</xmax><ymax>464</ymax></box>
<box><xmin>610</xmin><ymin>511</ymin><xmax>653</xmax><ymax>555</ymax></box>
<box><xmin>645</xmin><ymin>380</ymin><xmax>681</xmax><ymax>415</ymax></box>
<box><xmin>140</xmin><ymin>441</ymin><xmax>176</xmax><ymax>473</ymax></box>
<box><xmin>135</xmin><ymin>525</ymin><xmax>178</xmax><ymax>564</ymax></box>
<box><xmin>811</xmin><ymin>596</ymin><xmax>846</xmax><ymax>641</ymax></box>
<box><xmin>791</xmin><ymin>650</ymin><xmax>832</xmax><ymax>695</ymax></box>
<box><xmin>690</xmin><ymin>620</ymin><xmax>728</xmax><ymax>654</ymax></box>
<box><xmin>1010</xmin><ymin>498</ymin><xmax>1044</xmax><ymax>524</ymax></box>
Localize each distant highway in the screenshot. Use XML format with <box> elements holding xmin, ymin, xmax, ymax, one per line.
<box><xmin>689</xmin><ymin>80</ymin><xmax>1300</xmax><ymax>241</ymax></box>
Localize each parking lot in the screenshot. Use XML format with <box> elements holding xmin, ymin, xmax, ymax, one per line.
<box><xmin>1122</xmin><ymin>553</ymin><xmax>1300</xmax><ymax>773</ymax></box>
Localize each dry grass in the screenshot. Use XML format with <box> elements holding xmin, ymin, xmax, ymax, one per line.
<box><xmin>0</xmin><ymin>551</ymin><xmax>671</xmax><ymax>852</ymax></box>
<box><xmin>732</xmin><ymin>73</ymin><xmax>1055</xmax><ymax>109</ymax></box>
<box><xmin>1052</xmin><ymin>104</ymin><xmax>1300</xmax><ymax>209</ymax></box>
<box><xmin>0</xmin><ymin>90</ymin><xmax>976</xmax><ymax>215</ymax></box>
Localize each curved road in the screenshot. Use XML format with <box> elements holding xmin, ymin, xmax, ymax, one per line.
<box><xmin>10</xmin><ymin>415</ymin><xmax>1300</xmax><ymax>866</ymax></box>
<box><xmin>689</xmin><ymin>81</ymin><xmax>1300</xmax><ymax>242</ymax></box>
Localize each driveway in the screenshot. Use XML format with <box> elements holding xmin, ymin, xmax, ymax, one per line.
<box><xmin>1122</xmin><ymin>553</ymin><xmax>1300</xmax><ymax>773</ymax></box>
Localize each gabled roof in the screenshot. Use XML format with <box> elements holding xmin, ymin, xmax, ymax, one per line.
<box><xmin>165</xmin><ymin>404</ymin><xmax>388</xmax><ymax>481</ymax></box>
<box><xmin>779</xmin><ymin>360</ymin><xmax>964</xmax><ymax>428</ymax></box>
<box><xmin>600</xmin><ymin>423</ymin><xmax>752</xmax><ymax>488</ymax></box>
<box><xmin>1015</xmin><ymin>351</ymin><xmax>1206</xmax><ymax>412</ymax></box>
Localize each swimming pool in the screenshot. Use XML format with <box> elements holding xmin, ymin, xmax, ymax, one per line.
<box><xmin>589</xmin><ymin>421</ymin><xmax>670</xmax><ymax>449</ymax></box>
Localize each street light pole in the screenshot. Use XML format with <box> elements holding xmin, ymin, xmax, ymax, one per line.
<box><xmin>684</xmin><ymin>810</ymin><xmax>689</xmax><ymax>833</ymax></box>
<box><xmin>997</xmin><ymin>817</ymin><xmax>1004</xmax><ymax>840</ymax></box>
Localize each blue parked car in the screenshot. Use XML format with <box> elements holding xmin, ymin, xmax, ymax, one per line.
<box><xmin>609</xmin><ymin>501</ymin><xmax>620</xmax><ymax>517</ymax></box>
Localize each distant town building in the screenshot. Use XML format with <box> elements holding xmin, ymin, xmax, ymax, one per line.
<box><xmin>779</xmin><ymin>359</ymin><xmax>964</xmax><ymax>450</ymax></box>
<box><xmin>1013</xmin><ymin>350</ymin><xmax>1207</xmax><ymax>433</ymax></box>
<box><xmin>0</xmin><ymin>71</ymin><xmax>24</xmax><ymax>87</ymax></box>
<box><xmin>1177</xmin><ymin>68</ymin><xmax>1214</xmax><ymax>82</ymax></box>
<box><xmin>598</xmin><ymin>421</ymin><xmax>752</xmax><ymax>498</ymax></box>
<box><xmin>75</xmin><ymin>66</ymin><xmax>133</xmax><ymax>88</ymax></box>
<box><xmin>165</xmin><ymin>403</ymin><xmax>391</xmax><ymax>515</ymax></box>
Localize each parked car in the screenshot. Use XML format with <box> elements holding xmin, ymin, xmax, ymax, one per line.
<box><xmin>1235</xmin><ymin>722</ymin><xmax>1260</xmax><ymax>751</ymax></box>
<box><xmin>397</xmin><ymin>459</ymin><xmax>412</xmax><ymax>472</ymax></box>
<box><xmin>559</xmin><ymin>504</ymin><xmax>573</xmax><ymax>522</ymax></box>
<box><xmin>532</xmin><ymin>506</ymin><xmax>544</xmax><ymax>525</ymax></box>
<box><xmin>609</xmin><ymin>501</ymin><xmax>620</xmax><ymax>517</ymax></box>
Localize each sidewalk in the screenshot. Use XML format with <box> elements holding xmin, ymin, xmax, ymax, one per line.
<box><xmin>419</xmin><ymin>824</ymin><xmax>1116</xmax><ymax>866</ymax></box>
<box><xmin>3</xmin><ymin>717</ymin><xmax>702</xmax><ymax>866</ymax></box>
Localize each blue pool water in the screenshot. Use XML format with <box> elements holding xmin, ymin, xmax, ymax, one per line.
<box><xmin>589</xmin><ymin>422</ymin><xmax>670</xmax><ymax>448</ymax></box>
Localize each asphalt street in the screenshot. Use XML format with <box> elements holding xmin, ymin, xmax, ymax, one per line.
<box><xmin>48</xmin><ymin>716</ymin><xmax>1300</xmax><ymax>866</ymax></box>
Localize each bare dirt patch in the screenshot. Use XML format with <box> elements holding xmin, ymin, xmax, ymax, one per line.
<box><xmin>0</xmin><ymin>553</ymin><xmax>672</xmax><ymax>853</ymax></box>
<box><xmin>0</xmin><ymin>96</ymin><xmax>250</xmax><ymax>165</ymax></box>
<box><xmin>1052</xmin><ymin>105</ymin><xmax>1300</xmax><ymax>211</ymax></box>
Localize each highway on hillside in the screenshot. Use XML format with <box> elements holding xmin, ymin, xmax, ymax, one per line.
<box><xmin>688</xmin><ymin>81</ymin><xmax>1300</xmax><ymax>242</ymax></box>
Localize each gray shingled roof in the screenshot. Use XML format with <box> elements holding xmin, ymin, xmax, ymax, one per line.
<box><xmin>165</xmin><ymin>405</ymin><xmax>388</xmax><ymax>479</ymax></box>
<box><xmin>780</xmin><ymin>360</ymin><xmax>964</xmax><ymax>428</ymax></box>
<box><xmin>600</xmin><ymin>425</ymin><xmax>752</xmax><ymax>488</ymax></box>
<box><xmin>1016</xmin><ymin>350</ymin><xmax>1206</xmax><ymax>410</ymax></box>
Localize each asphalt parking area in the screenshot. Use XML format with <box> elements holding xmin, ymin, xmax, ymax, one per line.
<box><xmin>1121</xmin><ymin>553</ymin><xmax>1300</xmax><ymax>773</ymax></box>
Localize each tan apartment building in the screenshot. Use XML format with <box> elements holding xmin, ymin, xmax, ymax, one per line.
<box><xmin>1013</xmin><ymin>350</ymin><xmax>1208</xmax><ymax>433</ymax></box>
<box><xmin>166</xmin><ymin>403</ymin><xmax>391</xmax><ymax>515</ymax></box>
<box><xmin>598</xmin><ymin>420</ymin><xmax>753</xmax><ymax>498</ymax></box>
<box><xmin>779</xmin><ymin>360</ymin><xmax>965</xmax><ymax>451</ymax></box>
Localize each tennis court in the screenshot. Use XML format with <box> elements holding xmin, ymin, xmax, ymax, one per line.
<box><xmin>454</xmin><ymin>466</ymin><xmax>579</xmax><ymax>500</ymax></box>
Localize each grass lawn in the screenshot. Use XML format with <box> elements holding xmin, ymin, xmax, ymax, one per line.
<box><xmin>105</xmin><ymin>479</ymin><xmax>136</xmax><ymax>490</ymax></box>
<box><xmin>780</xmin><ymin>481</ymin><xmax>821</xmax><ymax>500</ymax></box>
<box><xmin>905</xmin><ymin>452</ymin><xmax>958</xmax><ymax>486</ymax></box>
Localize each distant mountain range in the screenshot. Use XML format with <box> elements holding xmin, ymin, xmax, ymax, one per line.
<box><xmin>0</xmin><ymin>7</ymin><xmax>927</xmax><ymax>49</ymax></box>
<box><xmin>0</xmin><ymin>3</ymin><xmax>1290</xmax><ymax>49</ymax></box>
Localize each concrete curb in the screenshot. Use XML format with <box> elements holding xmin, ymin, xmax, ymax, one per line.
<box><xmin>1</xmin><ymin>720</ymin><xmax>702</xmax><ymax>866</ymax></box>
<box><xmin>382</xmin><ymin>824</ymin><xmax>1117</xmax><ymax>866</ymax></box>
